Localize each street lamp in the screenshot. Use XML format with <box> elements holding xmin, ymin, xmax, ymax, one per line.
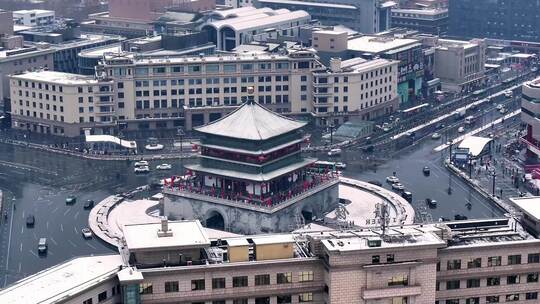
<box><xmin>492</xmin><ymin>171</ymin><xmax>497</xmax><ymax>197</ymax></box>
<box><xmin>468</xmin><ymin>152</ymin><xmax>473</xmax><ymax>179</ymax></box>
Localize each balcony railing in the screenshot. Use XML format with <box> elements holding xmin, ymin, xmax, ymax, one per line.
<box><xmin>163</xmin><ymin>172</ymin><xmax>339</xmax><ymax>213</ymax></box>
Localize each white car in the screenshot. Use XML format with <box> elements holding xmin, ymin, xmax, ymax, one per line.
<box><xmin>392</xmin><ymin>183</ymin><xmax>405</xmax><ymax>191</ymax></box>
<box><xmin>499</xmin><ymin>108</ymin><xmax>507</xmax><ymax>114</ymax></box>
<box><xmin>458</xmin><ymin>126</ymin><xmax>465</xmax><ymax>133</ymax></box>
<box><xmin>81</xmin><ymin>228</ymin><xmax>92</xmax><ymax>239</ymax></box>
<box><xmin>134</xmin><ymin>166</ymin><xmax>150</xmax><ymax>173</ymax></box>
<box><xmin>496</xmin><ymin>104</ymin><xmax>504</xmax><ymax>110</ymax></box>
<box><xmin>145</xmin><ymin>143</ymin><xmax>165</xmax><ymax>151</ymax></box>
<box><xmin>386</xmin><ymin>176</ymin><xmax>399</xmax><ymax>183</ymax></box>
<box><xmin>134</xmin><ymin>160</ymin><xmax>149</xmax><ymax>167</ymax></box>
<box><xmin>431</xmin><ymin>133</ymin><xmax>441</xmax><ymax>139</ymax></box>
<box><xmin>327</xmin><ymin>148</ymin><xmax>342</xmax><ymax>156</ymax></box>
<box><xmin>156</xmin><ymin>163</ymin><xmax>172</xmax><ymax>170</ymax></box>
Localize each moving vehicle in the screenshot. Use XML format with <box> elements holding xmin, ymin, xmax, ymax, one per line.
<box><xmin>458</xmin><ymin>126</ymin><xmax>465</xmax><ymax>133</ymax></box>
<box><xmin>401</xmin><ymin>191</ymin><xmax>412</xmax><ymax>202</ymax></box>
<box><xmin>392</xmin><ymin>183</ymin><xmax>405</xmax><ymax>191</ymax></box>
<box><xmin>423</xmin><ymin>166</ymin><xmax>431</xmax><ymax>175</ymax></box>
<box><xmin>426</xmin><ymin>198</ymin><xmax>437</xmax><ymax>208</ymax></box>
<box><xmin>134</xmin><ymin>160</ymin><xmax>149</xmax><ymax>167</ymax></box>
<box><xmin>81</xmin><ymin>228</ymin><xmax>92</xmax><ymax>239</ymax></box>
<box><xmin>134</xmin><ymin>166</ymin><xmax>150</xmax><ymax>173</ymax></box>
<box><xmin>314</xmin><ymin>160</ymin><xmax>347</xmax><ymax>170</ymax></box>
<box><xmin>431</xmin><ymin>133</ymin><xmax>441</xmax><ymax>140</ymax></box>
<box><xmin>38</xmin><ymin>238</ymin><xmax>47</xmax><ymax>254</ymax></box>
<box><xmin>66</xmin><ymin>195</ymin><xmax>76</xmax><ymax>204</ymax></box>
<box><xmin>26</xmin><ymin>215</ymin><xmax>35</xmax><ymax>227</ymax></box>
<box><xmin>386</xmin><ymin>176</ymin><xmax>399</xmax><ymax>183</ymax></box>
<box><xmin>327</xmin><ymin>148</ymin><xmax>342</xmax><ymax>156</ymax></box>
<box><xmin>83</xmin><ymin>200</ymin><xmax>94</xmax><ymax>209</ymax></box>
<box><xmin>496</xmin><ymin>104</ymin><xmax>504</xmax><ymax>110</ymax></box>
<box><xmin>499</xmin><ymin>107</ymin><xmax>507</xmax><ymax>114</ymax></box>
<box><xmin>156</xmin><ymin>163</ymin><xmax>172</xmax><ymax>170</ymax></box>
<box><xmin>504</xmin><ymin>90</ymin><xmax>513</xmax><ymax>98</ymax></box>
<box><xmin>465</xmin><ymin>116</ymin><xmax>475</xmax><ymax>125</ymax></box>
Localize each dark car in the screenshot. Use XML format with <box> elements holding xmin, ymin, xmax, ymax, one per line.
<box><xmin>26</xmin><ymin>215</ymin><xmax>35</xmax><ymax>227</ymax></box>
<box><xmin>423</xmin><ymin>166</ymin><xmax>431</xmax><ymax>176</ymax></box>
<box><xmin>65</xmin><ymin>195</ymin><xmax>76</xmax><ymax>205</ymax></box>
<box><xmin>401</xmin><ymin>191</ymin><xmax>413</xmax><ymax>202</ymax></box>
<box><xmin>83</xmin><ymin>200</ymin><xmax>94</xmax><ymax>209</ymax></box>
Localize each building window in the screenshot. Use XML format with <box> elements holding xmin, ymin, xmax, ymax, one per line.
<box><xmin>372</xmin><ymin>255</ymin><xmax>380</xmax><ymax>263</ymax></box>
<box><xmin>277</xmin><ymin>295</ymin><xmax>292</xmax><ymax>304</ymax></box>
<box><xmin>255</xmin><ymin>274</ymin><xmax>270</xmax><ymax>286</ymax></box>
<box><xmin>487</xmin><ymin>277</ymin><xmax>500</xmax><ymax>286</ymax></box>
<box><xmin>486</xmin><ymin>296</ymin><xmax>499</xmax><ymax>303</ymax></box>
<box><xmin>528</xmin><ymin>253</ymin><xmax>540</xmax><ymax>263</ymax></box>
<box><xmin>467</xmin><ymin>258</ymin><xmax>481</xmax><ymax>268</ymax></box>
<box><xmin>233</xmin><ymin>299</ymin><xmax>248</xmax><ymax>304</ymax></box>
<box><xmin>83</xmin><ymin>299</ymin><xmax>93</xmax><ymax>304</ymax></box>
<box><xmin>255</xmin><ymin>297</ymin><xmax>270</xmax><ymax>304</ymax></box>
<box><xmin>466</xmin><ymin>298</ymin><xmax>479</xmax><ymax>304</ymax></box>
<box><xmin>506</xmin><ymin>294</ymin><xmax>519</xmax><ymax>302</ymax></box>
<box><xmin>212</xmin><ymin>278</ymin><xmax>225</xmax><ymax>289</ymax></box>
<box><xmin>526</xmin><ymin>292</ymin><xmax>538</xmax><ymax>300</ymax></box>
<box><xmin>446</xmin><ymin>280</ymin><xmax>460</xmax><ymax>290</ymax></box>
<box><xmin>299</xmin><ymin>293</ymin><xmax>313</xmax><ymax>302</ymax></box>
<box><xmin>466</xmin><ymin>278</ymin><xmax>480</xmax><ymax>288</ymax></box>
<box><xmin>299</xmin><ymin>271</ymin><xmax>314</xmax><ymax>282</ymax></box>
<box><xmin>165</xmin><ymin>281</ymin><xmax>179</xmax><ymax>293</ymax></box>
<box><xmin>447</xmin><ymin>259</ymin><xmax>461</xmax><ymax>270</ymax></box>
<box><xmin>191</xmin><ymin>279</ymin><xmax>205</xmax><ymax>290</ymax></box>
<box><xmin>507</xmin><ymin>275</ymin><xmax>520</xmax><ymax>284</ymax></box>
<box><xmin>233</xmin><ymin>276</ymin><xmax>248</xmax><ymax>287</ymax></box>
<box><xmin>508</xmin><ymin>255</ymin><xmax>521</xmax><ymax>265</ymax></box>
<box><xmin>277</xmin><ymin>272</ymin><xmax>292</xmax><ymax>284</ymax></box>
<box><xmin>446</xmin><ymin>300</ymin><xmax>459</xmax><ymax>304</ymax></box>
<box><xmin>488</xmin><ymin>256</ymin><xmax>501</xmax><ymax>267</ymax></box>
<box><xmin>527</xmin><ymin>273</ymin><xmax>539</xmax><ymax>283</ymax></box>
<box><xmin>392</xmin><ymin>297</ymin><xmax>407</xmax><ymax>304</ymax></box>
<box><xmin>388</xmin><ymin>275</ymin><xmax>408</xmax><ymax>286</ymax></box>
<box><xmin>97</xmin><ymin>291</ymin><xmax>107</xmax><ymax>302</ymax></box>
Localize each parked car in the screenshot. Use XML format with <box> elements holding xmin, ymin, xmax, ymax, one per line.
<box><xmin>431</xmin><ymin>133</ymin><xmax>441</xmax><ymax>140</ymax></box>
<box><xmin>38</xmin><ymin>238</ymin><xmax>47</xmax><ymax>254</ymax></box>
<box><xmin>423</xmin><ymin>166</ymin><xmax>431</xmax><ymax>176</ymax></box>
<box><xmin>83</xmin><ymin>200</ymin><xmax>94</xmax><ymax>209</ymax></box>
<box><xmin>134</xmin><ymin>160</ymin><xmax>149</xmax><ymax>167</ymax></box>
<box><xmin>156</xmin><ymin>163</ymin><xmax>172</xmax><ymax>170</ymax></box>
<box><xmin>81</xmin><ymin>228</ymin><xmax>92</xmax><ymax>239</ymax></box>
<box><xmin>458</xmin><ymin>126</ymin><xmax>465</xmax><ymax>133</ymax></box>
<box><xmin>401</xmin><ymin>191</ymin><xmax>413</xmax><ymax>202</ymax></box>
<box><xmin>26</xmin><ymin>215</ymin><xmax>35</xmax><ymax>227</ymax></box>
<box><xmin>327</xmin><ymin>148</ymin><xmax>342</xmax><ymax>156</ymax></box>
<box><xmin>65</xmin><ymin>195</ymin><xmax>76</xmax><ymax>204</ymax></box>
<box><xmin>426</xmin><ymin>198</ymin><xmax>437</xmax><ymax>208</ymax></box>
<box><xmin>392</xmin><ymin>183</ymin><xmax>405</xmax><ymax>191</ymax></box>
<box><xmin>386</xmin><ymin>176</ymin><xmax>399</xmax><ymax>183</ymax></box>
<box><xmin>134</xmin><ymin>166</ymin><xmax>150</xmax><ymax>174</ymax></box>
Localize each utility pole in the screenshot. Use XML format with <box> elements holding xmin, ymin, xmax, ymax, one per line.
<box><xmin>492</xmin><ymin>172</ymin><xmax>497</xmax><ymax>196</ymax></box>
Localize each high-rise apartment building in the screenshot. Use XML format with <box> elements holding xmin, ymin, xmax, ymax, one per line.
<box><xmin>521</xmin><ymin>77</ymin><xmax>540</xmax><ymax>160</ymax></box>
<box><xmin>449</xmin><ymin>0</ymin><xmax>540</xmax><ymax>42</ymax></box>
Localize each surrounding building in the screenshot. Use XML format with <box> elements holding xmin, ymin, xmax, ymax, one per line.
<box><xmin>2</xmin><ymin>217</ymin><xmax>540</xmax><ymax>304</ymax></box>
<box><xmin>313</xmin><ymin>32</ymin><xmax>424</xmax><ymax>104</ymax></box>
<box><xmin>0</xmin><ymin>9</ymin><xmax>14</xmax><ymax>36</ymax></box>
<box><xmin>254</xmin><ymin>0</ymin><xmax>395</xmax><ymax>34</ymax></box>
<box><xmin>12</xmin><ymin>9</ymin><xmax>55</xmax><ymax>27</ymax></box>
<box><xmin>201</xmin><ymin>7</ymin><xmax>312</xmax><ymax>51</ymax></box>
<box><xmin>9</xmin><ymin>71</ymin><xmax>114</xmax><ymax>136</ymax></box>
<box><xmin>391</xmin><ymin>8</ymin><xmax>448</xmax><ymax>35</ymax></box>
<box><xmin>0</xmin><ymin>46</ymin><xmax>55</xmax><ymax>121</ymax></box>
<box><xmin>420</xmin><ymin>37</ymin><xmax>486</xmax><ymax>93</ymax></box>
<box><xmin>164</xmin><ymin>101</ymin><xmax>339</xmax><ymax>233</ymax></box>
<box><xmin>311</xmin><ymin>57</ymin><xmax>399</xmax><ymax>124</ymax></box>
<box><xmin>521</xmin><ymin>77</ymin><xmax>540</xmax><ymax>161</ymax></box>
<box><xmin>448</xmin><ymin>0</ymin><xmax>540</xmax><ymax>43</ymax></box>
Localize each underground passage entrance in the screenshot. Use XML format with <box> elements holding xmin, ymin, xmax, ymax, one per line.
<box><xmin>205</xmin><ymin>211</ymin><xmax>225</xmax><ymax>230</ymax></box>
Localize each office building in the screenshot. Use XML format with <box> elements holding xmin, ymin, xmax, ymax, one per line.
<box><xmin>419</xmin><ymin>37</ymin><xmax>486</xmax><ymax>93</ymax></box>
<box><xmin>391</xmin><ymin>8</ymin><xmax>448</xmax><ymax>35</ymax></box>
<box><xmin>0</xmin><ymin>9</ymin><xmax>14</xmax><ymax>36</ymax></box>
<box><xmin>449</xmin><ymin>0</ymin><xmax>540</xmax><ymax>43</ymax></box>
<box><xmin>9</xmin><ymin>71</ymin><xmax>115</xmax><ymax>136</ymax></box>
<box><xmin>521</xmin><ymin>77</ymin><xmax>540</xmax><ymax>160</ymax></box>
<box><xmin>312</xmin><ymin>57</ymin><xmax>399</xmax><ymax>124</ymax></box>
<box><xmin>255</xmin><ymin>0</ymin><xmax>395</xmax><ymax>34</ymax></box>
<box><xmin>2</xmin><ymin>217</ymin><xmax>540</xmax><ymax>304</ymax></box>
<box><xmin>202</xmin><ymin>7</ymin><xmax>311</xmax><ymax>51</ymax></box>
<box><xmin>12</xmin><ymin>9</ymin><xmax>55</xmax><ymax>27</ymax></box>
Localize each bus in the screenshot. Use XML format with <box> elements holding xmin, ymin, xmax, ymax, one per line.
<box><xmin>401</xmin><ymin>103</ymin><xmax>430</xmax><ymax>118</ymax></box>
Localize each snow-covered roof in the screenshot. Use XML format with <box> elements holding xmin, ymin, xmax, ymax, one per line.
<box><xmin>123</xmin><ymin>220</ymin><xmax>210</xmax><ymax>251</ymax></box>
<box><xmin>510</xmin><ymin>197</ymin><xmax>540</xmax><ymax>221</ymax></box>
<box><xmin>195</xmin><ymin>101</ymin><xmax>306</xmax><ymax>141</ymax></box>
<box><xmin>458</xmin><ymin>136</ymin><xmax>493</xmax><ymax>157</ymax></box>
<box><xmin>252</xmin><ymin>234</ymin><xmax>294</xmax><ymax>245</ymax></box>
<box><xmin>0</xmin><ymin>255</ymin><xmax>123</xmax><ymax>304</ymax></box>
<box><xmin>11</xmin><ymin>71</ymin><xmax>98</xmax><ymax>85</ymax></box>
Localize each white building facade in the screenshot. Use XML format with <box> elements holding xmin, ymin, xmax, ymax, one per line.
<box><xmin>13</xmin><ymin>9</ymin><xmax>55</xmax><ymax>27</ymax></box>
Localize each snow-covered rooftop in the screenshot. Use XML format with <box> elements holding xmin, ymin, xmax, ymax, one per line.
<box><xmin>348</xmin><ymin>36</ymin><xmax>420</xmax><ymax>54</ymax></box>
<box><xmin>11</xmin><ymin>70</ymin><xmax>98</xmax><ymax>85</ymax></box>
<box><xmin>458</xmin><ymin>135</ymin><xmax>493</xmax><ymax>157</ymax></box>
<box><xmin>510</xmin><ymin>196</ymin><xmax>540</xmax><ymax>221</ymax></box>
<box><xmin>123</xmin><ymin>220</ymin><xmax>210</xmax><ymax>251</ymax></box>
<box><xmin>0</xmin><ymin>255</ymin><xmax>122</xmax><ymax>304</ymax></box>
<box><xmin>195</xmin><ymin>101</ymin><xmax>306</xmax><ymax>141</ymax></box>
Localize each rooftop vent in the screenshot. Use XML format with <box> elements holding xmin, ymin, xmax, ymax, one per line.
<box><xmin>157</xmin><ymin>216</ymin><xmax>173</xmax><ymax>237</ymax></box>
<box><xmin>367</xmin><ymin>237</ymin><xmax>382</xmax><ymax>247</ymax></box>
